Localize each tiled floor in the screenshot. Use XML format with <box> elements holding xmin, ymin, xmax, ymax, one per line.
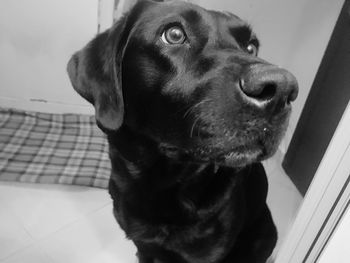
<box><xmin>0</xmin><ymin>156</ymin><xmax>302</xmax><ymax>263</ymax></box>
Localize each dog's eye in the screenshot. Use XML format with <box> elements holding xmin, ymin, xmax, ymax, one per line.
<box><xmin>246</xmin><ymin>43</ymin><xmax>258</xmax><ymax>56</ymax></box>
<box><xmin>161</xmin><ymin>26</ymin><xmax>186</xmax><ymax>45</ymax></box>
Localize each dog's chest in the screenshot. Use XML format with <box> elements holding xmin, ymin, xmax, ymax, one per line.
<box><xmin>112</xmin><ymin>165</ymin><xmax>246</xmax><ymax>262</ymax></box>
<box><xmin>124</xmin><ymin>186</ymin><xmax>245</xmax><ymax>263</ymax></box>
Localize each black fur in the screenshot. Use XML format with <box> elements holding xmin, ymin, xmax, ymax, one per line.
<box><xmin>67</xmin><ymin>1</ymin><xmax>298</xmax><ymax>262</ymax></box>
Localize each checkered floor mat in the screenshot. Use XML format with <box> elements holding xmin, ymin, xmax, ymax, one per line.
<box><xmin>0</xmin><ymin>108</ymin><xmax>110</xmax><ymax>188</ymax></box>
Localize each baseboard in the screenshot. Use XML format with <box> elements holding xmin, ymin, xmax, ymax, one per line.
<box><xmin>0</xmin><ymin>97</ymin><xmax>94</xmax><ymax>115</ymax></box>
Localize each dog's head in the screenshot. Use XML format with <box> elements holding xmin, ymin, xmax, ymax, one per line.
<box><xmin>67</xmin><ymin>0</ymin><xmax>298</xmax><ymax>167</ymax></box>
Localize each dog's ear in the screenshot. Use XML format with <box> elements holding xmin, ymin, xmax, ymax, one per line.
<box><xmin>67</xmin><ymin>12</ymin><xmax>131</xmax><ymax>132</ymax></box>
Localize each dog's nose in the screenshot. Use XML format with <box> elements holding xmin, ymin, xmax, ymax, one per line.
<box><xmin>239</xmin><ymin>65</ymin><xmax>298</xmax><ymax>110</ymax></box>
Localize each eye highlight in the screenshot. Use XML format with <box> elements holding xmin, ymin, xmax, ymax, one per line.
<box><xmin>246</xmin><ymin>42</ymin><xmax>258</xmax><ymax>56</ymax></box>
<box><xmin>161</xmin><ymin>26</ymin><xmax>186</xmax><ymax>45</ymax></box>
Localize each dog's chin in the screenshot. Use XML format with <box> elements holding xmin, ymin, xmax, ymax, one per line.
<box><xmin>217</xmin><ymin>135</ymin><xmax>283</xmax><ymax>167</ymax></box>
<box><xmin>158</xmin><ymin>124</ymin><xmax>284</xmax><ymax>167</ymax></box>
<box><xmin>158</xmin><ymin>141</ymin><xmax>276</xmax><ymax>168</ymax></box>
<box><xmin>217</xmin><ymin>149</ymin><xmax>263</xmax><ymax>167</ymax></box>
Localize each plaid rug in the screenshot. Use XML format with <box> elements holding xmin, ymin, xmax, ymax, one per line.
<box><xmin>0</xmin><ymin>108</ymin><xmax>111</xmax><ymax>188</ymax></box>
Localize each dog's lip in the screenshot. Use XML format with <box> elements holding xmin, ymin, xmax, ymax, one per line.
<box><xmin>158</xmin><ymin>141</ymin><xmax>267</xmax><ymax>167</ymax></box>
<box><xmin>158</xmin><ymin>130</ymin><xmax>271</xmax><ymax>164</ymax></box>
<box><xmin>158</xmin><ymin>143</ymin><xmax>186</xmax><ymax>155</ymax></box>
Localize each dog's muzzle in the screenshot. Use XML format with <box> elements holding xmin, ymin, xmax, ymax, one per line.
<box><xmin>238</xmin><ymin>64</ymin><xmax>298</xmax><ymax>114</ymax></box>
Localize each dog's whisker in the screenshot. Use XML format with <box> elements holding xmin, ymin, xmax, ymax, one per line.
<box><xmin>183</xmin><ymin>105</ymin><xmax>199</xmax><ymax>119</ymax></box>
<box><xmin>190</xmin><ymin>117</ymin><xmax>201</xmax><ymax>138</ymax></box>
<box><xmin>183</xmin><ymin>99</ymin><xmax>211</xmax><ymax>119</ymax></box>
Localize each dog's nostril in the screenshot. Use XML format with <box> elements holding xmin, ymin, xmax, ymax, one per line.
<box><xmin>239</xmin><ymin>78</ymin><xmax>277</xmax><ymax>102</ymax></box>
<box><xmin>256</xmin><ymin>83</ymin><xmax>277</xmax><ymax>101</ymax></box>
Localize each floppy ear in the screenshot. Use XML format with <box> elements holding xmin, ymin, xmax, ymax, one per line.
<box><xmin>67</xmin><ymin>14</ymin><xmax>129</xmax><ymax>132</ymax></box>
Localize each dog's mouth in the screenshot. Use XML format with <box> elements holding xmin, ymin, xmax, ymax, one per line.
<box><xmin>159</xmin><ymin>143</ymin><xmax>264</xmax><ymax>167</ymax></box>
<box><xmin>158</xmin><ymin>129</ymin><xmax>277</xmax><ymax>167</ymax></box>
<box><xmin>155</xmin><ymin>107</ymin><xmax>290</xmax><ymax>167</ymax></box>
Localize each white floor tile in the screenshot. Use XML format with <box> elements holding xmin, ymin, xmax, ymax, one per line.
<box><xmin>266</xmin><ymin>164</ymin><xmax>303</xmax><ymax>254</ymax></box>
<box><xmin>0</xmin><ymin>204</ymin><xmax>33</xmax><ymax>260</ymax></box>
<box><xmin>267</xmin><ymin>164</ymin><xmax>299</xmax><ymax>192</ymax></box>
<box><xmin>1</xmin><ymin>245</ymin><xmax>55</xmax><ymax>263</ymax></box>
<box><xmin>0</xmin><ymin>183</ymin><xmax>112</xmax><ymax>240</ymax></box>
<box><xmin>263</xmin><ymin>156</ymin><xmax>280</xmax><ymax>175</ymax></box>
<box><xmin>39</xmin><ymin>204</ymin><xmax>137</xmax><ymax>263</ymax></box>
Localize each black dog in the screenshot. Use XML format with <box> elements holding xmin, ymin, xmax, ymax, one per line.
<box><xmin>67</xmin><ymin>1</ymin><xmax>298</xmax><ymax>262</ymax></box>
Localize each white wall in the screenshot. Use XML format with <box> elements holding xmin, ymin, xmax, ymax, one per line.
<box><xmin>195</xmin><ymin>0</ymin><xmax>344</xmax><ymax>152</ymax></box>
<box><xmin>99</xmin><ymin>0</ymin><xmax>115</xmax><ymax>32</ymax></box>
<box><xmin>0</xmin><ymin>0</ymin><xmax>98</xmax><ymax>114</ymax></box>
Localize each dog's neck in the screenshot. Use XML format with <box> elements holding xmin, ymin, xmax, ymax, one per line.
<box><xmin>107</xmin><ymin>126</ymin><xmax>246</xmax><ymax>224</ymax></box>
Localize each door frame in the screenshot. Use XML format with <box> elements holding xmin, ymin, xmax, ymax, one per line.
<box><xmin>276</xmin><ymin>101</ymin><xmax>350</xmax><ymax>263</ymax></box>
